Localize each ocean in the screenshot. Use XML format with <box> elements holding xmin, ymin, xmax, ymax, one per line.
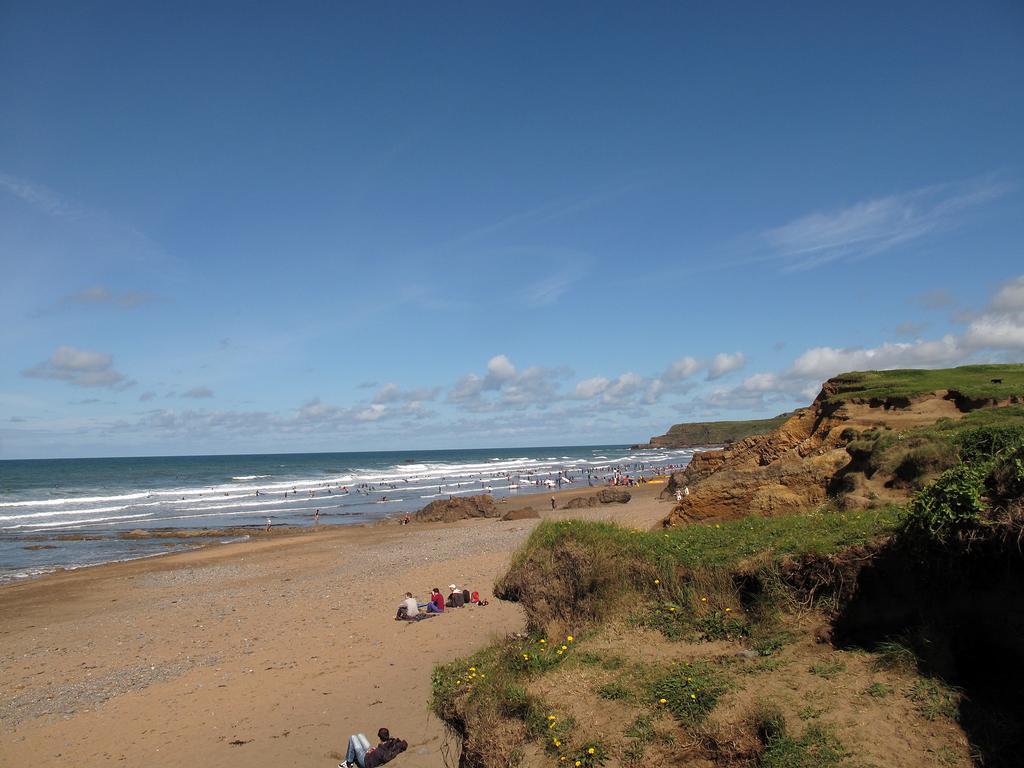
<box><xmin>0</xmin><ymin>444</ymin><xmax>695</xmax><ymax>582</ymax></box>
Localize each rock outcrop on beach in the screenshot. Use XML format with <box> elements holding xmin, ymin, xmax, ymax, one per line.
<box><xmin>562</xmin><ymin>489</ymin><xmax>631</xmax><ymax>509</ymax></box>
<box><xmin>500</xmin><ymin>507</ymin><xmax>541</xmax><ymax>521</ymax></box>
<box><xmin>415</xmin><ymin>494</ymin><xmax>500</xmax><ymax>522</ymax></box>
<box><xmin>662</xmin><ymin>365</ymin><xmax>1024</xmax><ymax>526</ymax></box>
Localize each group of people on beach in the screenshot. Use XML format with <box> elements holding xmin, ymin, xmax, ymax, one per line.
<box><xmin>338</xmin><ymin>587</ymin><xmax>484</xmax><ymax>766</ymax></box>
<box><xmin>395</xmin><ymin>584</ymin><xmax>485</xmax><ymax>621</ymax></box>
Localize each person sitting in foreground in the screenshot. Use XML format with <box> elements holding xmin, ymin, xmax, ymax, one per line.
<box><xmin>340</xmin><ymin>727</ymin><xmax>408</xmax><ymax>768</ymax></box>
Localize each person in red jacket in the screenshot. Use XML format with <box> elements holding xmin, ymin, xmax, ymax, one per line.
<box><xmin>426</xmin><ymin>587</ymin><xmax>445</xmax><ymax>613</ymax></box>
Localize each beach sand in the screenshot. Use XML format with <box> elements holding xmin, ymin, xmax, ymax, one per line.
<box><xmin>0</xmin><ymin>484</ymin><xmax>671</xmax><ymax>768</ymax></box>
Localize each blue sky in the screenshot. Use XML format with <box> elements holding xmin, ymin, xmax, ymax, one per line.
<box><xmin>2</xmin><ymin>1</ymin><xmax>1023</xmax><ymax>459</ymax></box>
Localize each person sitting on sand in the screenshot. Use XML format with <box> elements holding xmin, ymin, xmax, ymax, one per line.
<box><xmin>401</xmin><ymin>592</ymin><xmax>418</xmax><ymax>617</ymax></box>
<box><xmin>419</xmin><ymin>587</ymin><xmax>445</xmax><ymax>613</ymax></box>
<box><xmin>447</xmin><ymin>584</ymin><xmax>464</xmax><ymax>608</ymax></box>
<box><xmin>340</xmin><ymin>726</ymin><xmax>408</xmax><ymax>768</ymax></box>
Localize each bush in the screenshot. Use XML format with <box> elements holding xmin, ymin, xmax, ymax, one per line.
<box><xmin>956</xmin><ymin>425</ymin><xmax>1024</xmax><ymax>463</ymax></box>
<box><xmin>901</xmin><ymin>463</ymin><xmax>987</xmax><ymax>543</ymax></box>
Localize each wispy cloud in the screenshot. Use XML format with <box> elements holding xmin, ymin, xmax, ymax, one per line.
<box><xmin>181</xmin><ymin>386</ymin><xmax>214</xmax><ymax>399</ymax></box>
<box><xmin>58</xmin><ymin>285</ymin><xmax>156</xmax><ymax>309</ymax></box>
<box><xmin>523</xmin><ymin>268</ymin><xmax>583</xmax><ymax>307</ymax></box>
<box><xmin>22</xmin><ymin>345</ymin><xmax>133</xmax><ymax>389</ymax></box>
<box><xmin>762</xmin><ymin>176</ymin><xmax>1010</xmax><ymax>270</ymax></box>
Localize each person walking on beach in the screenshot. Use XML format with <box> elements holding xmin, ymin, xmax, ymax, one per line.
<box><xmin>265</xmin><ymin>517</ymin><xmax>272</xmax><ymax>532</ymax></box>
<box><xmin>550</xmin><ymin>496</ymin><xmax>556</xmax><ymax>510</ymax></box>
<box><xmin>314</xmin><ymin>509</ymin><xmax>320</xmax><ymax>524</ymax></box>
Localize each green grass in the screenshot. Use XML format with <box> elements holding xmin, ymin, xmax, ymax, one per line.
<box><xmin>598</xmin><ymin>680</ymin><xmax>632</xmax><ymax>701</ymax></box>
<box><xmin>513</xmin><ymin>505</ymin><xmax>899</xmax><ymax>575</ymax></box>
<box><xmin>648</xmin><ymin>412</ymin><xmax>797</xmax><ymax>447</ymax></box>
<box><xmin>809</xmin><ymin>659</ymin><xmax>847</xmax><ymax>679</ymax></box>
<box><xmin>865</xmin><ymin>682</ymin><xmax>894</xmax><ymax>698</ymax></box>
<box><xmin>820</xmin><ymin>364</ymin><xmax>1024</xmax><ymax>406</ymax></box>
<box><xmin>762</xmin><ymin>724</ymin><xmax>848</xmax><ymax>768</ymax></box>
<box><xmin>651</xmin><ymin>660</ymin><xmax>729</xmax><ymax>725</ymax></box>
<box><xmin>908</xmin><ymin>678</ymin><xmax>961</xmax><ymax>721</ymax></box>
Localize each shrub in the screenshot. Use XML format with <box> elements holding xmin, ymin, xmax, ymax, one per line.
<box><xmin>901</xmin><ymin>463</ymin><xmax>987</xmax><ymax>543</ymax></box>
<box><xmin>956</xmin><ymin>425</ymin><xmax>1024</xmax><ymax>463</ymax></box>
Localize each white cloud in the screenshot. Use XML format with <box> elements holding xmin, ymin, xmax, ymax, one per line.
<box><xmin>372</xmin><ymin>383</ymin><xmax>441</xmax><ymax>404</ymax></box>
<box><xmin>486</xmin><ymin>354</ymin><xmax>516</xmax><ymax>384</ymax></box>
<box><xmin>707</xmin><ymin>352</ymin><xmax>746</xmax><ymax>380</ymax></box>
<box><xmin>762</xmin><ymin>177</ymin><xmax>1009</xmax><ymax>270</ymax></box>
<box><xmin>662</xmin><ymin>356</ymin><xmax>701</xmax><ymax>382</ymax></box>
<box><xmin>574</xmin><ymin>376</ymin><xmax>610</xmax><ymax>399</ymax></box>
<box><xmin>448</xmin><ymin>355</ymin><xmax>567</xmax><ymax>411</ymax></box>
<box><xmin>354</xmin><ymin>404</ymin><xmax>386</xmax><ymax>422</ymax></box>
<box><xmin>449</xmin><ymin>373</ymin><xmax>485</xmax><ymax>404</ymax></box>
<box><xmin>22</xmin><ymin>345</ymin><xmax>131</xmax><ymax>388</ymax></box>
<box><xmin>603</xmin><ymin>372</ymin><xmax>645</xmax><ymax>403</ymax></box>
<box><xmin>990</xmin><ymin>276</ymin><xmax>1024</xmax><ymax>313</ymax></box>
<box><xmin>182</xmin><ymin>386</ymin><xmax>214</xmax><ymax>399</ymax></box>
<box><xmin>790</xmin><ymin>336</ymin><xmax>964</xmax><ymax>381</ymax></box>
<box><xmin>742</xmin><ymin>372</ymin><xmax>781</xmax><ymax>392</ymax></box>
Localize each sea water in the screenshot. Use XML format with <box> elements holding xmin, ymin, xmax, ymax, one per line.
<box><xmin>0</xmin><ymin>445</ymin><xmax>696</xmax><ymax>582</ymax></box>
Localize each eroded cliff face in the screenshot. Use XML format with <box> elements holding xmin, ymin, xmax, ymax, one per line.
<box><xmin>661</xmin><ymin>384</ymin><xmax>974</xmax><ymax>527</ymax></box>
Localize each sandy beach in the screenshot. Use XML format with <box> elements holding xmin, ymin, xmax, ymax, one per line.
<box><xmin>0</xmin><ymin>484</ymin><xmax>671</xmax><ymax>768</ymax></box>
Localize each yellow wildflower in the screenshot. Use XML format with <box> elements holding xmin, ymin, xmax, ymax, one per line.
<box><xmin>553</xmin><ymin>738</ymin><xmax>560</xmax><ymax>747</ymax></box>
<box><xmin>468</xmin><ymin>666</ymin><xmax>476</xmax><ymax>671</ymax></box>
<box><xmin>659</xmin><ymin>698</ymin><xmax>667</xmax><ymax>704</ymax></box>
<box><xmin>700</xmin><ymin>597</ymin><xmax>707</xmax><ymax>602</ymax></box>
<box><xmin>548</xmin><ymin>715</ymin><xmax>557</xmax><ymax>720</ymax></box>
<box><xmin>691</xmin><ymin>693</ymin><xmax>697</xmax><ymax>699</ymax></box>
<box><xmin>654</xmin><ymin>579</ymin><xmax>660</xmax><ymax>585</ymax></box>
<box><xmin>588</xmin><ymin>747</ymin><xmax>596</xmax><ymax>755</ymax></box>
<box><xmin>561</xmin><ymin>645</ymin><xmax>567</xmax><ymax>651</ymax></box>
<box><xmin>575</xmin><ymin>762</ymin><xmax>582</xmax><ymax>767</ymax></box>
<box><xmin>567</xmin><ymin>635</ymin><xmax>574</xmax><ymax>642</ymax></box>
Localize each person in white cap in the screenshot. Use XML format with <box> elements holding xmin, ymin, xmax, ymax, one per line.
<box><xmin>447</xmin><ymin>584</ymin><xmax>464</xmax><ymax>607</ymax></box>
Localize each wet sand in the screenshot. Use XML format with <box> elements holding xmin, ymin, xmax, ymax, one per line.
<box><xmin>0</xmin><ymin>483</ymin><xmax>671</xmax><ymax>768</ymax></box>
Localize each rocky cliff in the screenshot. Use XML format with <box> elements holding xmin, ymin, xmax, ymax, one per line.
<box><xmin>661</xmin><ymin>366</ymin><xmax>1024</xmax><ymax>526</ymax></box>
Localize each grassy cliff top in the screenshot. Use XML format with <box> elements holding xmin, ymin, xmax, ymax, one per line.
<box><xmin>640</xmin><ymin>412</ymin><xmax>796</xmax><ymax>448</ymax></box>
<box><xmin>822</xmin><ymin>363</ymin><xmax>1024</xmax><ymax>405</ymax></box>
